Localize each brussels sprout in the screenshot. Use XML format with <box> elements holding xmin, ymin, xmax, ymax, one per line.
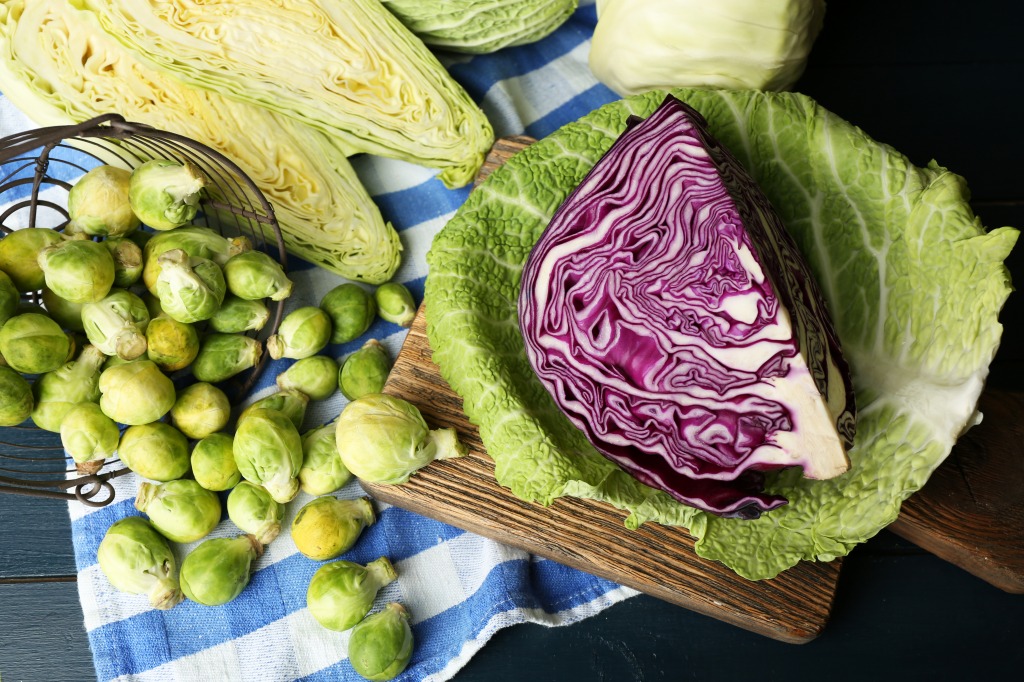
<box><xmin>307</xmin><ymin>557</ymin><xmax>397</xmax><ymax>632</ymax></box>
<box><xmin>0</xmin><ymin>228</ymin><xmax>64</xmax><ymax>291</ymax></box>
<box><xmin>191</xmin><ymin>433</ymin><xmax>241</xmax><ymax>491</ymax></box>
<box><xmin>97</xmin><ymin>516</ymin><xmax>183</xmax><ymax>610</ymax></box>
<box><xmin>145</xmin><ymin>315</ymin><xmax>200</xmax><ymax>372</ymax></box>
<box><xmin>348</xmin><ymin>603</ymin><xmax>414</xmax><ymax>681</ymax></box>
<box><xmin>60</xmin><ymin>402</ymin><xmax>120</xmax><ymax>470</ymax></box>
<box><xmin>266</xmin><ymin>306</ymin><xmax>332</xmax><ymax>360</ymax></box>
<box><xmin>135</xmin><ymin>479</ymin><xmax>221</xmax><ymax>543</ymax></box>
<box><xmin>276</xmin><ymin>355</ymin><xmax>339</xmax><ymax>401</ymax></box>
<box><xmin>223</xmin><ymin>250</ymin><xmax>292</xmax><ymax>301</ymax></box>
<box><xmin>170</xmin><ymin>382</ymin><xmax>231</xmax><ymax>439</ymax></box>
<box><xmin>99</xmin><ymin>360</ymin><xmax>176</xmax><ymax>425</ymax></box>
<box><xmin>299</xmin><ymin>422</ymin><xmax>352</xmax><ymax>496</ymax></box>
<box><xmin>320</xmin><ymin>283</ymin><xmax>376</xmax><ymax>344</ymax></box>
<box><xmin>373</xmin><ymin>282</ymin><xmax>416</xmax><ymax>327</ymax></box>
<box><xmin>29</xmin><ymin>344</ymin><xmax>106</xmax><ymax>432</ymax></box>
<box><xmin>191</xmin><ymin>333</ymin><xmax>263</xmax><ymax>384</ymax></box>
<box><xmin>209</xmin><ymin>295</ymin><xmax>270</xmax><ymax>333</ymax></box>
<box><xmin>339</xmin><ymin>339</ymin><xmax>392</xmax><ymax>401</ymax></box>
<box><xmin>66</xmin><ymin>165</ymin><xmax>140</xmax><ymax>237</ymax></box>
<box><xmin>101</xmin><ymin>236</ymin><xmax>144</xmax><ymax>287</ymax></box>
<box><xmin>142</xmin><ymin>226</ymin><xmax>251</xmax><ymax>294</ymax></box>
<box><xmin>226</xmin><ymin>481</ymin><xmax>283</xmax><ymax>545</ymax></box>
<box><xmin>41</xmin><ymin>287</ymin><xmax>86</xmax><ymax>331</ymax></box>
<box><xmin>0</xmin><ymin>312</ymin><xmax>71</xmax><ymax>374</ymax></box>
<box><xmin>81</xmin><ymin>289</ymin><xmax>151</xmax><ymax>361</ymax></box>
<box><xmin>37</xmin><ymin>238</ymin><xmax>116</xmax><ymax>304</ymax></box>
<box><xmin>0</xmin><ymin>365</ymin><xmax>33</xmax><ymax>426</ymax></box>
<box><xmin>291</xmin><ymin>496</ymin><xmax>375</xmax><ymax>561</ymax></box>
<box><xmin>233</xmin><ymin>407</ymin><xmax>303</xmax><ymax>504</ymax></box>
<box><xmin>0</xmin><ymin>269</ymin><xmax>17</xmax><ymax>327</ymax></box>
<box><xmin>237</xmin><ymin>389</ymin><xmax>309</xmax><ymax>432</ymax></box>
<box><xmin>118</xmin><ymin>421</ymin><xmax>190</xmax><ymax>481</ymax></box>
<box><xmin>155</xmin><ymin>249</ymin><xmax>226</xmax><ymax>323</ymax></box>
<box><xmin>180</xmin><ymin>534</ymin><xmax>262</xmax><ymax>607</ymax></box>
<box><xmin>128</xmin><ymin>158</ymin><xmax>207</xmax><ymax>231</ymax></box>
<box><xmin>336</xmin><ymin>394</ymin><xmax>466</xmax><ymax>485</ymax></box>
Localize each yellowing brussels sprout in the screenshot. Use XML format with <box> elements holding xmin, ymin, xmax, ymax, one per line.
<box><xmin>307</xmin><ymin>557</ymin><xmax>396</xmax><ymax>632</ymax></box>
<box><xmin>339</xmin><ymin>339</ymin><xmax>392</xmax><ymax>401</ymax></box>
<box><xmin>0</xmin><ymin>365</ymin><xmax>33</xmax><ymax>426</ymax></box>
<box><xmin>0</xmin><ymin>228</ymin><xmax>64</xmax><ymax>291</ymax></box>
<box><xmin>0</xmin><ymin>269</ymin><xmax>18</xmax><ymax>327</ymax></box>
<box><xmin>191</xmin><ymin>433</ymin><xmax>241</xmax><ymax>491</ymax></box>
<box><xmin>320</xmin><ymin>283</ymin><xmax>376</xmax><ymax>344</ymax></box>
<box><xmin>348</xmin><ymin>602</ymin><xmax>414</xmax><ymax>681</ymax></box>
<box><xmin>180</xmin><ymin>534</ymin><xmax>263</xmax><ymax>606</ymax></box>
<box><xmin>267</xmin><ymin>306</ymin><xmax>332</xmax><ymax>360</ymax></box>
<box><xmin>60</xmin><ymin>402</ymin><xmax>120</xmax><ymax>471</ymax></box>
<box><xmin>155</xmin><ymin>249</ymin><xmax>226</xmax><ymax>323</ymax></box>
<box><xmin>336</xmin><ymin>394</ymin><xmax>466</xmax><ymax>485</ymax></box>
<box><xmin>226</xmin><ymin>481</ymin><xmax>283</xmax><ymax>545</ymax></box>
<box><xmin>135</xmin><ymin>479</ymin><xmax>221</xmax><ymax>543</ymax></box>
<box><xmin>37</xmin><ymin>238</ymin><xmax>115</xmax><ymax>304</ymax></box>
<box><xmin>41</xmin><ymin>287</ymin><xmax>86</xmax><ymax>331</ymax></box>
<box><xmin>223</xmin><ymin>250</ymin><xmax>292</xmax><ymax>301</ymax></box>
<box><xmin>299</xmin><ymin>422</ymin><xmax>352</xmax><ymax>496</ymax></box>
<box><xmin>237</xmin><ymin>389</ymin><xmax>309</xmax><ymax>432</ymax></box>
<box><xmin>129</xmin><ymin>158</ymin><xmax>207</xmax><ymax>231</ymax></box>
<box><xmin>145</xmin><ymin>315</ymin><xmax>200</xmax><ymax>372</ymax></box>
<box><xmin>0</xmin><ymin>312</ymin><xmax>71</xmax><ymax>374</ymax></box>
<box><xmin>191</xmin><ymin>333</ymin><xmax>263</xmax><ymax>384</ymax></box>
<box><xmin>118</xmin><ymin>421</ymin><xmax>190</xmax><ymax>481</ymax></box>
<box><xmin>170</xmin><ymin>382</ymin><xmax>231</xmax><ymax>440</ymax></box>
<box><xmin>81</xmin><ymin>289</ymin><xmax>151</xmax><ymax>361</ymax></box>
<box><xmin>233</xmin><ymin>407</ymin><xmax>303</xmax><ymax>504</ymax></box>
<box><xmin>209</xmin><ymin>295</ymin><xmax>270</xmax><ymax>333</ymax></box>
<box><xmin>99</xmin><ymin>360</ymin><xmax>176</xmax><ymax>426</ymax></box>
<box><xmin>30</xmin><ymin>344</ymin><xmax>105</xmax><ymax>432</ymax></box>
<box><xmin>143</xmin><ymin>226</ymin><xmax>251</xmax><ymax>294</ymax></box>
<box><xmin>277</xmin><ymin>355</ymin><xmax>339</xmax><ymax>402</ymax></box>
<box><xmin>291</xmin><ymin>496</ymin><xmax>375</xmax><ymax>561</ymax></box>
<box><xmin>67</xmin><ymin>165</ymin><xmax>140</xmax><ymax>237</ymax></box>
<box><xmin>97</xmin><ymin>516</ymin><xmax>183</xmax><ymax>610</ymax></box>
<box><xmin>101</xmin><ymin>236</ymin><xmax>144</xmax><ymax>288</ymax></box>
<box><xmin>373</xmin><ymin>282</ymin><xmax>416</xmax><ymax>327</ymax></box>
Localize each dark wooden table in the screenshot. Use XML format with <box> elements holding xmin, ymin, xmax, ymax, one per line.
<box><xmin>2</xmin><ymin>2</ymin><xmax>1024</xmax><ymax>680</ymax></box>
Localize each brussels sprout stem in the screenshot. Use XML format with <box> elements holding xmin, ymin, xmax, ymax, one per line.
<box><xmin>425</xmin><ymin>427</ymin><xmax>467</xmax><ymax>461</ymax></box>
<box><xmin>365</xmin><ymin>556</ymin><xmax>398</xmax><ymax>587</ymax></box>
<box><xmin>150</xmin><ymin>570</ymin><xmax>185</xmax><ymax>610</ymax></box>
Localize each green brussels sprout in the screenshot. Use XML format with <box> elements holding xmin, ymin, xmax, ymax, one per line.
<box><xmin>238</xmin><ymin>388</ymin><xmax>309</xmax><ymax>432</ymax></box>
<box><xmin>170</xmin><ymin>382</ymin><xmax>231</xmax><ymax>439</ymax></box>
<box><xmin>208</xmin><ymin>295</ymin><xmax>270</xmax><ymax>333</ymax></box>
<box><xmin>348</xmin><ymin>603</ymin><xmax>414</xmax><ymax>681</ymax></box>
<box><xmin>320</xmin><ymin>283</ymin><xmax>376</xmax><ymax>344</ymax></box>
<box><xmin>97</xmin><ymin>516</ymin><xmax>184</xmax><ymax>610</ymax></box>
<box><xmin>226</xmin><ymin>481</ymin><xmax>283</xmax><ymax>545</ymax></box>
<box><xmin>41</xmin><ymin>287</ymin><xmax>86</xmax><ymax>332</ymax></box>
<box><xmin>291</xmin><ymin>496</ymin><xmax>375</xmax><ymax>561</ymax></box>
<box><xmin>191</xmin><ymin>433</ymin><xmax>241</xmax><ymax>491</ymax></box>
<box><xmin>339</xmin><ymin>339</ymin><xmax>392</xmax><ymax>400</ymax></box>
<box><xmin>299</xmin><ymin>422</ymin><xmax>352</xmax><ymax>496</ymax></box>
<box><xmin>233</xmin><ymin>407</ymin><xmax>303</xmax><ymax>504</ymax></box>
<box><xmin>373</xmin><ymin>282</ymin><xmax>416</xmax><ymax>327</ymax></box>
<box><xmin>101</xmin><ymin>237</ymin><xmax>144</xmax><ymax>288</ymax></box>
<box><xmin>37</xmin><ymin>238</ymin><xmax>115</xmax><ymax>304</ymax></box>
<box><xmin>0</xmin><ymin>312</ymin><xmax>71</xmax><ymax>374</ymax></box>
<box><xmin>66</xmin><ymin>165</ymin><xmax>140</xmax><ymax>237</ymax></box>
<box><xmin>155</xmin><ymin>249</ymin><xmax>227</xmax><ymax>323</ymax></box>
<box><xmin>98</xmin><ymin>360</ymin><xmax>176</xmax><ymax>426</ymax></box>
<box><xmin>0</xmin><ymin>228</ymin><xmax>64</xmax><ymax>291</ymax></box>
<box><xmin>30</xmin><ymin>344</ymin><xmax>106</xmax><ymax>432</ymax></box>
<box><xmin>118</xmin><ymin>421</ymin><xmax>190</xmax><ymax>481</ymax></box>
<box><xmin>336</xmin><ymin>394</ymin><xmax>466</xmax><ymax>485</ymax></box>
<box><xmin>0</xmin><ymin>365</ymin><xmax>33</xmax><ymax>426</ymax></box>
<box><xmin>135</xmin><ymin>479</ymin><xmax>222</xmax><ymax>543</ymax></box>
<box><xmin>307</xmin><ymin>557</ymin><xmax>397</xmax><ymax>632</ymax></box>
<box><xmin>0</xmin><ymin>269</ymin><xmax>17</xmax><ymax>327</ymax></box>
<box><xmin>145</xmin><ymin>315</ymin><xmax>200</xmax><ymax>372</ymax></box>
<box><xmin>180</xmin><ymin>534</ymin><xmax>262</xmax><ymax>606</ymax></box>
<box><xmin>267</xmin><ymin>306</ymin><xmax>332</xmax><ymax>360</ymax></box>
<box><xmin>143</xmin><ymin>226</ymin><xmax>251</xmax><ymax>294</ymax></box>
<box><xmin>60</xmin><ymin>402</ymin><xmax>120</xmax><ymax>469</ymax></box>
<box><xmin>128</xmin><ymin>158</ymin><xmax>207</xmax><ymax>231</ymax></box>
<box><xmin>223</xmin><ymin>251</ymin><xmax>293</xmax><ymax>301</ymax></box>
<box><xmin>191</xmin><ymin>333</ymin><xmax>263</xmax><ymax>384</ymax></box>
<box><xmin>276</xmin><ymin>355</ymin><xmax>339</xmax><ymax>401</ymax></box>
<box><xmin>81</xmin><ymin>289</ymin><xmax>151</xmax><ymax>361</ymax></box>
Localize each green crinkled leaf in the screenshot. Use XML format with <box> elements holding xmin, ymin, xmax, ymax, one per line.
<box><xmin>425</xmin><ymin>89</ymin><xmax>1017</xmax><ymax>580</ymax></box>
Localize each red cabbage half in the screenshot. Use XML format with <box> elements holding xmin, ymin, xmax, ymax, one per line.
<box><xmin>518</xmin><ymin>95</ymin><xmax>856</xmax><ymax>519</ymax></box>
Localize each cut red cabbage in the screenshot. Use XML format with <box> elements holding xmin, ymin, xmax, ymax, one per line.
<box><xmin>518</xmin><ymin>94</ymin><xmax>856</xmax><ymax>519</ymax></box>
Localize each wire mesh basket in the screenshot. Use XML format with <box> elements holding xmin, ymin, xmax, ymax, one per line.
<box><xmin>0</xmin><ymin>113</ymin><xmax>288</xmax><ymax>507</ymax></box>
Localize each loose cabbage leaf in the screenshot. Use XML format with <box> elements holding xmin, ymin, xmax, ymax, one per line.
<box><xmin>425</xmin><ymin>89</ymin><xmax>1018</xmax><ymax>579</ymax></box>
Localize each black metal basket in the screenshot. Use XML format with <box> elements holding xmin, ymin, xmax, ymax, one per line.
<box><xmin>0</xmin><ymin>114</ymin><xmax>288</xmax><ymax>507</ymax></box>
